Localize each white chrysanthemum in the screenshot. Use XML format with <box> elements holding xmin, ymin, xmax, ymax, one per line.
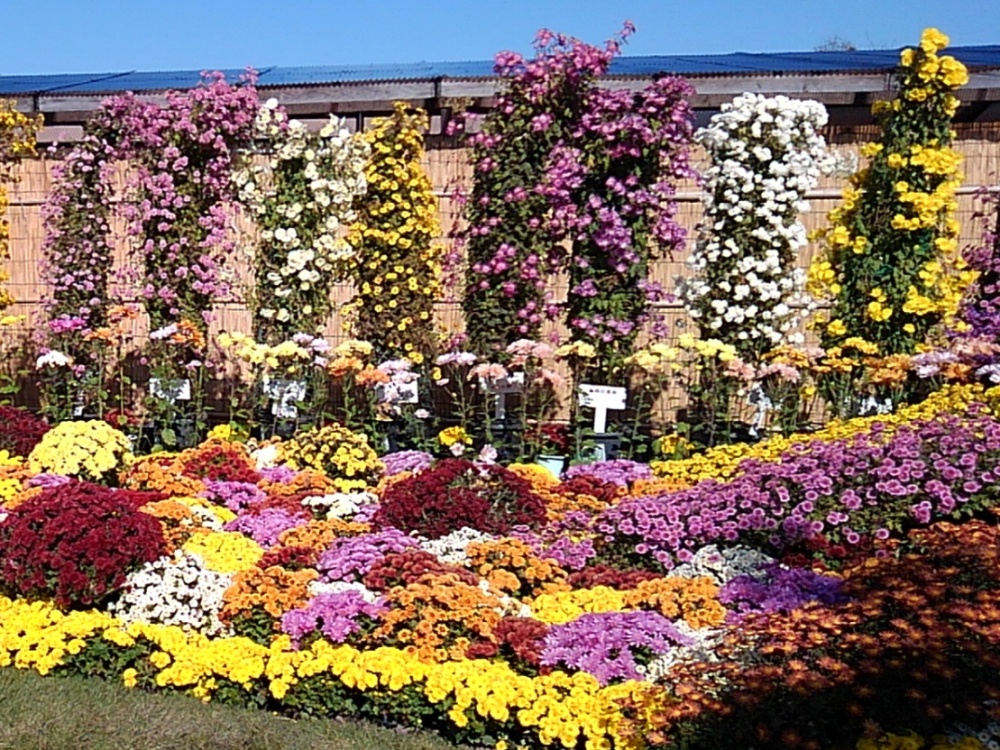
<box><xmin>644</xmin><ymin>620</ymin><xmax>727</xmax><ymax>683</ymax></box>
<box><xmin>301</xmin><ymin>491</ymin><xmax>377</xmax><ymax>519</ymax></box>
<box><xmin>236</xmin><ymin>106</ymin><xmax>370</xmax><ymax>335</ymax></box>
<box><xmin>109</xmin><ymin>551</ymin><xmax>234</xmax><ymax>636</ymax></box>
<box><xmin>416</xmin><ymin>527</ymin><xmax>497</xmax><ymax>566</ymax></box>
<box><xmin>679</xmin><ymin>94</ymin><xmax>830</xmax><ymax>351</ymax></box>
<box><xmin>308</xmin><ymin>579</ymin><xmax>381</xmax><ymax>604</ymax></box>
<box><xmin>36</xmin><ymin>350</ymin><xmax>71</xmax><ymax>369</ymax></box>
<box><xmin>670</xmin><ymin>544</ymin><xmax>776</xmax><ymax>585</ymax></box>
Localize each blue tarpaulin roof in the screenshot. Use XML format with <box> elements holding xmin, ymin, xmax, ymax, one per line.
<box><xmin>2</xmin><ymin>45</ymin><xmax>999</xmax><ymax>96</ymax></box>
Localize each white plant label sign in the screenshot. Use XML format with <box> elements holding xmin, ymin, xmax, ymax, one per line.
<box><xmin>481</xmin><ymin>371</ymin><xmax>525</xmax><ymax>395</ymax></box>
<box><xmin>747</xmin><ymin>383</ymin><xmax>773</xmax><ymax>435</ymax></box>
<box><xmin>480</xmin><ymin>372</ymin><xmax>524</xmax><ymax>420</ymax></box>
<box><xmin>578</xmin><ymin>384</ymin><xmax>627</xmax><ymax>433</ymax></box>
<box><xmin>859</xmin><ymin>395</ymin><xmax>894</xmax><ymax>416</ymax></box>
<box><xmin>149</xmin><ymin>377</ymin><xmax>192</xmax><ymax>403</ymax></box>
<box><xmin>264</xmin><ymin>379</ymin><xmax>307</xmax><ymax>419</ymax></box>
<box><xmin>376</xmin><ymin>377</ymin><xmax>420</xmax><ymax>405</ymax></box>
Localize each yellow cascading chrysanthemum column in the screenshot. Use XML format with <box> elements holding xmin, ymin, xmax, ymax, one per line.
<box><xmin>807</xmin><ymin>28</ymin><xmax>972</xmax><ymax>416</ymax></box>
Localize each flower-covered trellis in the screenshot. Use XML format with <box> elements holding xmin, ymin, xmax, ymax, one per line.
<box><xmin>40</xmin><ymin>72</ymin><xmax>261</xmax><ymax>432</ymax></box>
<box><xmin>808</xmin><ymin>28</ymin><xmax>972</xmax><ymax>413</ymax></box>
<box><xmin>110</xmin><ymin>72</ymin><xmax>261</xmax><ymax>333</ymax></box>
<box><xmin>346</xmin><ymin>102</ymin><xmax>442</xmax><ymax>364</ymax></box>
<box><xmin>458</xmin><ymin>25</ymin><xmax>694</xmax><ymax>375</ymax></box>
<box><xmin>235</xmin><ymin>99</ymin><xmax>369</xmax><ymax>344</ymax></box>
<box><xmin>681</xmin><ymin>93</ymin><xmax>830</xmax><ymax>358</ymax></box>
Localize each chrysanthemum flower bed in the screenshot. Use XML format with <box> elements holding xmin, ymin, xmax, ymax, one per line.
<box><xmin>0</xmin><ymin>386</ymin><xmax>997</xmax><ymax>750</ymax></box>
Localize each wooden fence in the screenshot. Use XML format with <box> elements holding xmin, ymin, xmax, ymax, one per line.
<box><xmin>1</xmin><ymin>121</ymin><xmax>999</xmax><ymax>419</ymax></box>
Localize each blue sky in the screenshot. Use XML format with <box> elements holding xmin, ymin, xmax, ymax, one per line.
<box><xmin>3</xmin><ymin>0</ymin><xmax>999</xmax><ymax>75</ymax></box>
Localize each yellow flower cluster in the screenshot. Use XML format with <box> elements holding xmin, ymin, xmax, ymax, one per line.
<box><xmin>902</xmin><ymin>27</ymin><xmax>970</xmax><ymax>91</ymax></box>
<box><xmin>27</xmin><ymin>420</ymin><xmax>132</xmax><ymax>482</ymax></box>
<box><xmin>345</xmin><ymin>102</ymin><xmax>442</xmax><ymax>362</ymax></box>
<box><xmin>530</xmin><ymin>577</ymin><xmax>725</xmax><ymax>628</ymax></box>
<box><xmin>181</xmin><ymin>531</ymin><xmax>264</xmax><ymax>573</ymax></box>
<box><xmin>625</xmin><ymin>343</ymin><xmax>684</xmax><ymax>375</ymax></box>
<box><xmin>0</xmin><ymin>596</ymin><xmax>113</xmax><ymax>675</ymax></box>
<box><xmin>808</xmin><ymin>27</ymin><xmax>970</xmax><ymax>362</ymax></box>
<box><xmin>867</xmin><ymin>286</ymin><xmax>893</xmax><ymax>323</ymax></box>
<box><xmin>279</xmin><ymin>423</ymin><xmax>383</xmax><ymax>492</ymax></box>
<box><xmin>530</xmin><ymin>586</ymin><xmax>629</xmax><ymax>624</ymax></box>
<box><xmin>554</xmin><ymin>341</ymin><xmax>597</xmax><ymax>360</ymax></box>
<box><xmin>652</xmin><ymin>383</ymin><xmax>993</xmax><ymax>485</ymax></box>
<box><xmin>0</xmin><ymin>457</ymin><xmax>29</xmax><ymax>506</ymax></box>
<box><xmin>807</xmin><ymin>256</ymin><xmax>840</xmax><ymax>299</ymax></box>
<box><xmin>217</xmin><ymin>331</ymin><xmax>318</xmax><ymax>374</ymax></box>
<box><xmin>266</xmin><ymin>639</ymin><xmax>650</xmax><ymax>750</ymax></box>
<box><xmin>175</xmin><ymin>495</ymin><xmax>237</xmax><ymax>526</ymax></box>
<box><xmin>105</xmin><ymin>619</ymin><xmax>271</xmax><ymax>698</ymax></box>
<box><xmin>677</xmin><ymin>333</ymin><xmax>738</xmax><ymax>362</ymax></box>
<box><xmin>0</xmin><ymin>100</ymin><xmax>42</xmax><ymax>310</ymax></box>
<box><xmin>438</xmin><ymin>425</ymin><xmax>472</xmax><ymax>448</ymax></box>
<box><xmin>0</xmin><ymin>592</ymin><xmax>655</xmax><ymax>750</ymax></box>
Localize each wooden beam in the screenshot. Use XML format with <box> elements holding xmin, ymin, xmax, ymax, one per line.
<box><xmin>18</xmin><ymin>67</ymin><xmax>1000</xmax><ymax>132</ymax></box>
<box><xmin>37</xmin><ymin>124</ymin><xmax>84</xmax><ymax>143</ymax></box>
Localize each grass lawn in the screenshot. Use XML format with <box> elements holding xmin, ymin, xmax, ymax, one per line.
<box><xmin>0</xmin><ymin>668</ymin><xmax>461</xmax><ymax>750</ymax></box>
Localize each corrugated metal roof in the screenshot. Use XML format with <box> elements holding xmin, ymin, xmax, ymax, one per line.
<box><xmin>0</xmin><ymin>71</ymin><xmax>133</xmax><ymax>94</ymax></box>
<box><xmin>257</xmin><ymin>61</ymin><xmax>494</xmax><ymax>85</ymax></box>
<box><xmin>1</xmin><ymin>44</ymin><xmax>998</xmax><ymax>96</ymax></box>
<box><xmin>607</xmin><ymin>49</ymin><xmax>903</xmax><ymax>76</ymax></box>
<box><xmin>44</xmin><ymin>67</ymin><xmax>271</xmax><ymax>94</ymax></box>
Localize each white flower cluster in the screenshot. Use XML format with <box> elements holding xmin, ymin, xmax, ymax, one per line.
<box><xmin>109</xmin><ymin>551</ymin><xmax>234</xmax><ymax>636</ymax></box>
<box><xmin>670</xmin><ymin>544</ymin><xmax>776</xmax><ymax>585</ymax></box>
<box><xmin>234</xmin><ymin>99</ymin><xmax>370</xmax><ymax>332</ymax></box>
<box><xmin>250</xmin><ymin>442</ymin><xmax>280</xmax><ymax>470</ymax></box>
<box><xmin>301</xmin><ymin>491</ymin><xmax>377</xmax><ymax>519</ymax></box>
<box><xmin>36</xmin><ymin>349</ymin><xmax>71</xmax><ymax>369</ymax></box>
<box><xmin>679</xmin><ymin>94</ymin><xmax>832</xmax><ymax>352</ymax></box>
<box><xmin>642</xmin><ymin>619</ymin><xmax>725</xmax><ymax>682</ymax></box>
<box><xmin>416</xmin><ymin>527</ymin><xmax>497</xmax><ymax>566</ymax></box>
<box><xmin>375</xmin><ymin>359</ymin><xmax>420</xmax><ymax>411</ymax></box>
<box><xmin>308</xmin><ymin>579</ymin><xmax>382</xmax><ymax>604</ymax></box>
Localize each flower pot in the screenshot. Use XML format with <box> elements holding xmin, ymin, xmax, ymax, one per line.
<box><xmin>535</xmin><ymin>454</ymin><xmax>566</xmax><ymax>478</ymax></box>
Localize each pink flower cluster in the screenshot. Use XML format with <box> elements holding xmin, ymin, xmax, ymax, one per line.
<box><xmin>104</xmin><ymin>71</ymin><xmax>260</xmax><ymax>329</ymax></box>
<box><xmin>40</xmin><ymin>134</ymin><xmax>119</xmax><ymax>357</ymax></box>
<box><xmin>458</xmin><ymin>25</ymin><xmax>694</xmax><ymax>365</ymax></box>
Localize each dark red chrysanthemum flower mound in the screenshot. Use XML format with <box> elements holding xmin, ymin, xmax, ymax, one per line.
<box><xmin>374</xmin><ymin>458</ymin><xmax>546</xmax><ymax>539</ymax></box>
<box><xmin>0</xmin><ymin>480</ymin><xmax>167</xmax><ymax>608</ymax></box>
<box><xmin>180</xmin><ymin>442</ymin><xmax>261</xmax><ymax>484</ymax></box>
<box><xmin>0</xmin><ymin>406</ymin><xmax>49</xmax><ymax>458</ymax></box>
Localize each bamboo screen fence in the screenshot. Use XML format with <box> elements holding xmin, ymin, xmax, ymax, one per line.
<box><xmin>1</xmin><ymin>120</ymin><xmax>999</xmax><ymax>417</ymax></box>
